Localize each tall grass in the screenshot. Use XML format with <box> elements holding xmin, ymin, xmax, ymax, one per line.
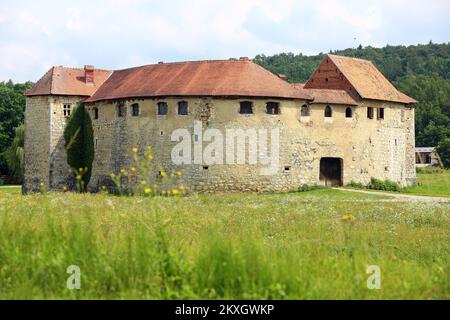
<box><xmin>0</xmin><ymin>190</ymin><xmax>448</xmax><ymax>299</ymax></box>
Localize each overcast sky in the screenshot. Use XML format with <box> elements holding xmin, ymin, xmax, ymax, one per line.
<box><xmin>0</xmin><ymin>0</ymin><xmax>449</xmax><ymax>82</ymax></box>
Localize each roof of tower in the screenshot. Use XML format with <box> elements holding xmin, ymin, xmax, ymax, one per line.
<box><xmin>25</xmin><ymin>66</ymin><xmax>113</xmax><ymax>97</ymax></box>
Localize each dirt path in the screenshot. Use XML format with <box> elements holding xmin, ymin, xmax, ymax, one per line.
<box><xmin>334</xmin><ymin>188</ymin><xmax>450</xmax><ymax>202</ymax></box>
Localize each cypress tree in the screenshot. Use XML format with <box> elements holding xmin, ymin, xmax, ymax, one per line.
<box><xmin>63</xmin><ymin>103</ymin><xmax>94</xmax><ymax>191</ymax></box>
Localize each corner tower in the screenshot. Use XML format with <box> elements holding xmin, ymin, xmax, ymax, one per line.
<box><xmin>23</xmin><ymin>66</ymin><xmax>111</xmax><ymax>192</ymax></box>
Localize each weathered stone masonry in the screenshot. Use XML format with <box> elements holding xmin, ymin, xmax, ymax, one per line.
<box><xmin>23</xmin><ymin>55</ymin><xmax>417</xmax><ymax>192</ymax></box>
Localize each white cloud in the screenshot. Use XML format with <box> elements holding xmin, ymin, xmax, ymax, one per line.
<box><xmin>0</xmin><ymin>0</ymin><xmax>448</xmax><ymax>81</ymax></box>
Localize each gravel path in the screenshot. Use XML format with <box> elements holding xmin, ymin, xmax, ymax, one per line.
<box><xmin>334</xmin><ymin>188</ymin><xmax>450</xmax><ymax>202</ymax></box>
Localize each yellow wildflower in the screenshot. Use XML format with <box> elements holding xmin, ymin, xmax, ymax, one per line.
<box><xmin>63</xmin><ymin>186</ymin><xmax>68</xmax><ymax>191</ymax></box>
<box><xmin>340</xmin><ymin>214</ymin><xmax>354</xmax><ymax>222</ymax></box>
<box><xmin>120</xmin><ymin>168</ymin><xmax>126</xmax><ymax>175</ymax></box>
<box><xmin>176</xmin><ymin>171</ymin><xmax>182</xmax><ymax>176</ymax></box>
<box><xmin>144</xmin><ymin>188</ymin><xmax>151</xmax><ymax>194</ymax></box>
<box><xmin>76</xmin><ymin>175</ymin><xmax>82</xmax><ymax>180</ymax></box>
<box><xmin>179</xmin><ymin>185</ymin><xmax>185</xmax><ymax>191</ymax></box>
<box><xmin>160</xmin><ymin>171</ymin><xmax>166</xmax><ymax>177</ymax></box>
<box><xmin>131</xmin><ymin>147</ymin><xmax>138</xmax><ymax>153</ymax></box>
<box><xmin>140</xmin><ymin>180</ymin><xmax>147</xmax><ymax>185</ymax></box>
<box><xmin>130</xmin><ymin>167</ymin><xmax>137</xmax><ymax>173</ymax></box>
<box><xmin>172</xmin><ymin>189</ymin><xmax>179</xmax><ymax>195</ymax></box>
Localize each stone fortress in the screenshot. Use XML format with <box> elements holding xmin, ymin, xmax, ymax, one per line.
<box><xmin>23</xmin><ymin>54</ymin><xmax>417</xmax><ymax>192</ymax></box>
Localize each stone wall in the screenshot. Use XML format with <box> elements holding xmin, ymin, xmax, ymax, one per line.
<box><xmin>84</xmin><ymin>97</ymin><xmax>416</xmax><ymax>192</ymax></box>
<box><xmin>23</xmin><ymin>95</ymin><xmax>85</xmax><ymax>192</ymax></box>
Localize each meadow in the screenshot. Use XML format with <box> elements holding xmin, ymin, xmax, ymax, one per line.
<box><xmin>0</xmin><ymin>187</ymin><xmax>448</xmax><ymax>300</ymax></box>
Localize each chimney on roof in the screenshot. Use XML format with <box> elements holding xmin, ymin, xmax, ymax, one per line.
<box><xmin>278</xmin><ymin>74</ymin><xmax>288</xmax><ymax>81</ymax></box>
<box><xmin>158</xmin><ymin>61</ymin><xmax>164</xmax><ymax>64</ymax></box>
<box><xmin>239</xmin><ymin>57</ymin><xmax>249</xmax><ymax>61</ymax></box>
<box><xmin>84</xmin><ymin>65</ymin><xmax>94</xmax><ymax>84</ymax></box>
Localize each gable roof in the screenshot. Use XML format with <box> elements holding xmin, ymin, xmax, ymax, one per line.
<box><xmin>25</xmin><ymin>66</ymin><xmax>112</xmax><ymax>97</ymax></box>
<box><xmin>84</xmin><ymin>59</ymin><xmax>312</xmax><ymax>102</ymax></box>
<box><xmin>292</xmin><ymin>83</ymin><xmax>358</xmax><ymax>105</ymax></box>
<box><xmin>326</xmin><ymin>54</ymin><xmax>416</xmax><ymax>104</ymax></box>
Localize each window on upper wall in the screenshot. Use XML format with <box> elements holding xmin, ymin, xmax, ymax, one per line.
<box><xmin>131</xmin><ymin>103</ymin><xmax>139</xmax><ymax>117</ymax></box>
<box><xmin>117</xmin><ymin>102</ymin><xmax>125</xmax><ymax>117</ymax></box>
<box><xmin>93</xmin><ymin>107</ymin><xmax>99</xmax><ymax>120</ymax></box>
<box><xmin>178</xmin><ymin>101</ymin><xmax>188</xmax><ymax>115</ymax></box>
<box><xmin>157</xmin><ymin>102</ymin><xmax>168</xmax><ymax>115</ymax></box>
<box><xmin>266</xmin><ymin>102</ymin><xmax>279</xmax><ymax>115</ymax></box>
<box><xmin>301</xmin><ymin>104</ymin><xmax>310</xmax><ymax>117</ymax></box>
<box><xmin>239</xmin><ymin>101</ymin><xmax>253</xmax><ymax>114</ymax></box>
<box><xmin>377</xmin><ymin>107</ymin><xmax>384</xmax><ymax>120</ymax></box>
<box><xmin>63</xmin><ymin>104</ymin><xmax>71</xmax><ymax>118</ymax></box>
<box><xmin>324</xmin><ymin>105</ymin><xmax>332</xmax><ymax>117</ymax></box>
<box><xmin>367</xmin><ymin>107</ymin><xmax>374</xmax><ymax>119</ymax></box>
<box><xmin>345</xmin><ymin>107</ymin><xmax>353</xmax><ymax>118</ymax></box>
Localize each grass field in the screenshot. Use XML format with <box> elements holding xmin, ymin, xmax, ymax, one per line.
<box><xmin>404</xmin><ymin>172</ymin><xmax>450</xmax><ymax>197</ymax></box>
<box><xmin>0</xmin><ymin>187</ymin><xmax>448</xmax><ymax>299</ymax></box>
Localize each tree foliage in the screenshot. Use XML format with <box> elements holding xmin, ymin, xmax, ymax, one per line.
<box><xmin>254</xmin><ymin>42</ymin><xmax>450</xmax><ymax>149</ymax></box>
<box><xmin>0</xmin><ymin>81</ymin><xmax>33</xmax><ymax>175</ymax></box>
<box><xmin>63</xmin><ymin>104</ymin><xmax>94</xmax><ymax>191</ymax></box>
<box><xmin>2</xmin><ymin>124</ymin><xmax>24</xmax><ymax>180</ymax></box>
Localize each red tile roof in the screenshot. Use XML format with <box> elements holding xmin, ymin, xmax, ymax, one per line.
<box><xmin>326</xmin><ymin>55</ymin><xmax>416</xmax><ymax>104</ymax></box>
<box><xmin>84</xmin><ymin>59</ymin><xmax>313</xmax><ymax>102</ymax></box>
<box><xmin>25</xmin><ymin>66</ymin><xmax>112</xmax><ymax>97</ymax></box>
<box><xmin>293</xmin><ymin>83</ymin><xmax>359</xmax><ymax>105</ymax></box>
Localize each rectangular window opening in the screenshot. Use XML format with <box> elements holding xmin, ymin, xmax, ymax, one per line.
<box><xmin>239</xmin><ymin>101</ymin><xmax>253</xmax><ymax>114</ymax></box>
<box><xmin>63</xmin><ymin>104</ymin><xmax>71</xmax><ymax>117</ymax></box>
<box><xmin>367</xmin><ymin>107</ymin><xmax>374</xmax><ymax>119</ymax></box>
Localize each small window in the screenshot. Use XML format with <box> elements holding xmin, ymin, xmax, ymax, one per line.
<box><xmin>266</xmin><ymin>102</ymin><xmax>279</xmax><ymax>115</ymax></box>
<box><xmin>345</xmin><ymin>107</ymin><xmax>352</xmax><ymax>118</ymax></box>
<box><xmin>284</xmin><ymin>166</ymin><xmax>290</xmax><ymax>172</ymax></box>
<box><xmin>117</xmin><ymin>102</ymin><xmax>125</xmax><ymax>117</ymax></box>
<box><xmin>63</xmin><ymin>104</ymin><xmax>71</xmax><ymax>117</ymax></box>
<box><xmin>203</xmin><ymin>166</ymin><xmax>209</xmax><ymax>170</ymax></box>
<box><xmin>93</xmin><ymin>107</ymin><xmax>99</xmax><ymax>120</ymax></box>
<box><xmin>301</xmin><ymin>104</ymin><xmax>310</xmax><ymax>117</ymax></box>
<box><xmin>324</xmin><ymin>105</ymin><xmax>332</xmax><ymax>118</ymax></box>
<box><xmin>157</xmin><ymin>102</ymin><xmax>168</xmax><ymax>115</ymax></box>
<box><xmin>239</xmin><ymin>101</ymin><xmax>253</xmax><ymax>114</ymax></box>
<box><xmin>367</xmin><ymin>107</ymin><xmax>374</xmax><ymax>119</ymax></box>
<box><xmin>377</xmin><ymin>107</ymin><xmax>384</xmax><ymax>120</ymax></box>
<box><xmin>178</xmin><ymin>101</ymin><xmax>188</xmax><ymax>115</ymax></box>
<box><xmin>131</xmin><ymin>103</ymin><xmax>139</xmax><ymax>117</ymax></box>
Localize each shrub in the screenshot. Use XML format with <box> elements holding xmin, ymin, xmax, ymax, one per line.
<box><xmin>368</xmin><ymin>178</ymin><xmax>402</xmax><ymax>192</ymax></box>
<box><xmin>348</xmin><ymin>181</ymin><xmax>365</xmax><ymax>188</ymax></box>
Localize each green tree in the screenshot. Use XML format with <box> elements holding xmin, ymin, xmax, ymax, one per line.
<box><xmin>63</xmin><ymin>104</ymin><xmax>94</xmax><ymax>191</ymax></box>
<box><xmin>437</xmin><ymin>138</ymin><xmax>450</xmax><ymax>168</ymax></box>
<box><xmin>2</xmin><ymin>124</ymin><xmax>24</xmax><ymax>181</ymax></box>
<box><xmin>0</xmin><ymin>81</ymin><xmax>33</xmax><ymax>174</ymax></box>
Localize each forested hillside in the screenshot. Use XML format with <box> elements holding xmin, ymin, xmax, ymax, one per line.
<box><xmin>254</xmin><ymin>42</ymin><xmax>450</xmax><ymax>154</ymax></box>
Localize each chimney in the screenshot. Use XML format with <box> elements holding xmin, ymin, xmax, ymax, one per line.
<box><xmin>278</xmin><ymin>74</ymin><xmax>288</xmax><ymax>81</ymax></box>
<box><xmin>158</xmin><ymin>61</ymin><xmax>164</xmax><ymax>64</ymax></box>
<box><xmin>239</xmin><ymin>57</ymin><xmax>249</xmax><ymax>61</ymax></box>
<box><xmin>84</xmin><ymin>65</ymin><xmax>94</xmax><ymax>84</ymax></box>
